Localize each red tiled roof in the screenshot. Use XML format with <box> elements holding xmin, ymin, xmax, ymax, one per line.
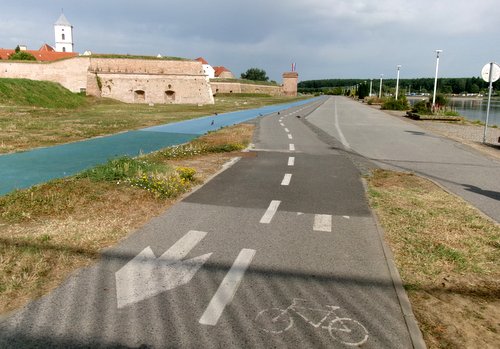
<box><xmin>39</xmin><ymin>44</ymin><xmax>55</xmax><ymax>52</ymax></box>
<box><xmin>213</xmin><ymin>66</ymin><xmax>230</xmax><ymax>77</ymax></box>
<box><xmin>0</xmin><ymin>48</ymin><xmax>78</xmax><ymax>61</ymax></box>
<box><xmin>195</xmin><ymin>57</ymin><xmax>209</xmax><ymax>65</ymax></box>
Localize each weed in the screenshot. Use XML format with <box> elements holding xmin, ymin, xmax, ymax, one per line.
<box><xmin>77</xmin><ymin>156</ymin><xmax>170</xmax><ymax>182</ymax></box>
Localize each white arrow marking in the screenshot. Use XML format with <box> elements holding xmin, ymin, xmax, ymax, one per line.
<box><xmin>199</xmin><ymin>248</ymin><xmax>256</xmax><ymax>326</ymax></box>
<box><xmin>115</xmin><ymin>230</ymin><xmax>212</xmax><ymax>309</ymax></box>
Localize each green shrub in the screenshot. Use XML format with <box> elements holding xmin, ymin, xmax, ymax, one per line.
<box><xmin>412</xmin><ymin>100</ymin><xmax>431</xmax><ymax>114</ymax></box>
<box><xmin>381</xmin><ymin>96</ymin><xmax>409</xmax><ymax>110</ymax></box>
<box><xmin>8</xmin><ymin>51</ymin><xmax>36</xmax><ymax>61</ymax></box>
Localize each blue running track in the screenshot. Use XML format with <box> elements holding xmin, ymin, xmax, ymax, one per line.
<box><xmin>0</xmin><ymin>98</ymin><xmax>319</xmax><ymax>195</ymax></box>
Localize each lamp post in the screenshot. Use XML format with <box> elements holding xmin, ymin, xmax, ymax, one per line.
<box><xmin>369</xmin><ymin>79</ymin><xmax>373</xmax><ymax>97</ymax></box>
<box><xmin>395</xmin><ymin>65</ymin><xmax>401</xmax><ymax>100</ymax></box>
<box><xmin>379</xmin><ymin>74</ymin><xmax>384</xmax><ymax>99</ymax></box>
<box><xmin>432</xmin><ymin>50</ymin><xmax>443</xmax><ymax>109</ymax></box>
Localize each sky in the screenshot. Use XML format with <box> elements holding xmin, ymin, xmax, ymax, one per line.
<box><xmin>1</xmin><ymin>0</ymin><xmax>499</xmax><ymax>82</ymax></box>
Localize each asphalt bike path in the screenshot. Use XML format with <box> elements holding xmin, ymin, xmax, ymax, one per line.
<box><xmin>308</xmin><ymin>96</ymin><xmax>500</xmax><ymax>223</ymax></box>
<box><xmin>0</xmin><ymin>99</ymin><xmax>417</xmax><ymax>348</ymax></box>
<box><xmin>0</xmin><ymin>98</ymin><xmax>319</xmax><ymax>196</ymax></box>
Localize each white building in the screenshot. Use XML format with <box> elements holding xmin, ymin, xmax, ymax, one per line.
<box><xmin>54</xmin><ymin>13</ymin><xmax>74</xmax><ymax>52</ymax></box>
<box><xmin>195</xmin><ymin>57</ymin><xmax>215</xmax><ymax>79</ymax></box>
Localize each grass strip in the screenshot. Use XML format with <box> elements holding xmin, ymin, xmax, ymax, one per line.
<box><xmin>367</xmin><ymin>169</ymin><xmax>499</xmax><ymax>349</ymax></box>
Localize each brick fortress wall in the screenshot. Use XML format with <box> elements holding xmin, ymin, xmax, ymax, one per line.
<box><xmin>0</xmin><ymin>57</ymin><xmax>214</xmax><ymax>105</ymax></box>
<box><xmin>87</xmin><ymin>58</ymin><xmax>214</xmax><ymax>105</ymax></box>
<box><xmin>210</xmin><ymin>72</ymin><xmax>298</xmax><ymax>97</ymax></box>
<box><xmin>0</xmin><ymin>57</ymin><xmax>89</xmax><ymax>92</ymax></box>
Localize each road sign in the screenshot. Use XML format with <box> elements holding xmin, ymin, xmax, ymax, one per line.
<box><xmin>481</xmin><ymin>62</ymin><xmax>500</xmax><ymax>83</ymax></box>
<box><xmin>481</xmin><ymin>62</ymin><xmax>500</xmax><ymax>143</ymax></box>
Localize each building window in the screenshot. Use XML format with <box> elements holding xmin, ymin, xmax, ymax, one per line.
<box><xmin>165</xmin><ymin>90</ymin><xmax>175</xmax><ymax>103</ymax></box>
<box><xmin>62</xmin><ymin>33</ymin><xmax>65</xmax><ymax>40</ymax></box>
<box><xmin>134</xmin><ymin>90</ymin><xmax>146</xmax><ymax>103</ymax></box>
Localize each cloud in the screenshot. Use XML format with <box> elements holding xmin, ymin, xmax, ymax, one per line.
<box><xmin>0</xmin><ymin>0</ymin><xmax>499</xmax><ymax>80</ymax></box>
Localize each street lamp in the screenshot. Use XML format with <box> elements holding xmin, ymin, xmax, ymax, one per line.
<box><xmin>379</xmin><ymin>74</ymin><xmax>384</xmax><ymax>99</ymax></box>
<box><xmin>432</xmin><ymin>50</ymin><xmax>443</xmax><ymax>109</ymax></box>
<box><xmin>395</xmin><ymin>65</ymin><xmax>402</xmax><ymax>100</ymax></box>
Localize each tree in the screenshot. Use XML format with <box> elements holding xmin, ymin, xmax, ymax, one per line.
<box><xmin>240</xmin><ymin>68</ymin><xmax>269</xmax><ymax>81</ymax></box>
<box><xmin>8</xmin><ymin>51</ymin><xmax>36</xmax><ymax>61</ymax></box>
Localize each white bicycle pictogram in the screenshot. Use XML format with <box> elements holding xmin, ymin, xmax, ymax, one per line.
<box><xmin>255</xmin><ymin>298</ymin><xmax>369</xmax><ymax>347</ymax></box>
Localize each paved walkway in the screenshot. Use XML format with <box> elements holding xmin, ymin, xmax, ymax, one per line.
<box><xmin>308</xmin><ymin>96</ymin><xmax>500</xmax><ymax>223</ymax></box>
<box><xmin>0</xmin><ymin>98</ymin><xmax>318</xmax><ymax>195</ymax></box>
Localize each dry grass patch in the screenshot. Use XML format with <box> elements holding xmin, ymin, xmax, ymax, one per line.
<box><xmin>367</xmin><ymin>169</ymin><xmax>499</xmax><ymax>349</ymax></box>
<box><xmin>0</xmin><ymin>124</ymin><xmax>254</xmax><ymax>314</ymax></box>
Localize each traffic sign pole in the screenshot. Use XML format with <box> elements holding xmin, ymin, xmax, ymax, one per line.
<box><xmin>481</xmin><ymin>62</ymin><xmax>500</xmax><ymax>144</ymax></box>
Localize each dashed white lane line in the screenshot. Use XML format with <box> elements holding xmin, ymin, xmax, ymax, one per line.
<box><xmin>288</xmin><ymin>156</ymin><xmax>295</xmax><ymax>166</ymax></box>
<box><xmin>281</xmin><ymin>173</ymin><xmax>292</xmax><ymax>186</ymax></box>
<box><xmin>199</xmin><ymin>248</ymin><xmax>256</xmax><ymax>326</ymax></box>
<box><xmin>313</xmin><ymin>214</ymin><xmax>332</xmax><ymax>232</ymax></box>
<box><xmin>260</xmin><ymin>200</ymin><xmax>281</xmax><ymax>224</ymax></box>
<box><xmin>287</xmin><ymin>134</ymin><xmax>293</xmax><ymax>140</ymax></box>
<box><xmin>289</xmin><ymin>144</ymin><xmax>295</xmax><ymax>151</ymax></box>
<box><xmin>284</xmin><ymin>128</ymin><xmax>290</xmax><ymax>133</ymax></box>
<box><xmin>280</xmin><ymin>123</ymin><xmax>285</xmax><ymax>127</ymax></box>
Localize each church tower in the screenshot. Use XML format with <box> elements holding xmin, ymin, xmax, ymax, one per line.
<box><xmin>54</xmin><ymin>13</ymin><xmax>74</xmax><ymax>52</ymax></box>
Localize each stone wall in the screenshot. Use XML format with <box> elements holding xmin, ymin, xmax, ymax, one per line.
<box><xmin>0</xmin><ymin>57</ymin><xmax>214</xmax><ymax>105</ymax></box>
<box><xmin>210</xmin><ymin>81</ymin><xmax>283</xmax><ymax>96</ymax></box>
<box><xmin>88</xmin><ymin>58</ymin><xmax>214</xmax><ymax>105</ymax></box>
<box><xmin>0</xmin><ymin>56</ymin><xmax>297</xmax><ymax>103</ymax></box>
<box><xmin>0</xmin><ymin>57</ymin><xmax>89</xmax><ymax>92</ymax></box>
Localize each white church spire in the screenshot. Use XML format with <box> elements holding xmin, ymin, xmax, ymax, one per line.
<box><xmin>54</xmin><ymin>12</ymin><xmax>74</xmax><ymax>52</ymax></box>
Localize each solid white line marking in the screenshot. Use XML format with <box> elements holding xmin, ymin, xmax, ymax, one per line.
<box><xmin>287</xmin><ymin>134</ymin><xmax>293</xmax><ymax>139</ymax></box>
<box><xmin>281</xmin><ymin>173</ymin><xmax>292</xmax><ymax>186</ymax></box>
<box><xmin>313</xmin><ymin>214</ymin><xmax>332</xmax><ymax>232</ymax></box>
<box><xmin>284</xmin><ymin>128</ymin><xmax>290</xmax><ymax>133</ymax></box>
<box><xmin>289</xmin><ymin>144</ymin><xmax>295</xmax><ymax>151</ymax></box>
<box><xmin>288</xmin><ymin>157</ymin><xmax>295</xmax><ymax>166</ymax></box>
<box><xmin>260</xmin><ymin>200</ymin><xmax>281</xmax><ymax>224</ymax></box>
<box><xmin>334</xmin><ymin>100</ymin><xmax>351</xmax><ymax>150</ymax></box>
<box><xmin>199</xmin><ymin>248</ymin><xmax>256</xmax><ymax>326</ymax></box>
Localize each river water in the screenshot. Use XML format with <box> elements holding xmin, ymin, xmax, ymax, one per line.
<box><xmin>408</xmin><ymin>97</ymin><xmax>500</xmax><ymax>126</ymax></box>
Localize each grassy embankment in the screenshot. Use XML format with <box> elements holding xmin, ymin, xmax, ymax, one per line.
<box><xmin>0</xmin><ymin>78</ymin><xmax>306</xmax><ymax>154</ymax></box>
<box><xmin>367</xmin><ymin>170</ymin><xmax>499</xmax><ymax>349</ymax></box>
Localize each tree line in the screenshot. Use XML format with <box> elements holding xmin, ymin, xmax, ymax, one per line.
<box><xmin>298</xmin><ymin>77</ymin><xmax>499</xmax><ymax>95</ymax></box>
